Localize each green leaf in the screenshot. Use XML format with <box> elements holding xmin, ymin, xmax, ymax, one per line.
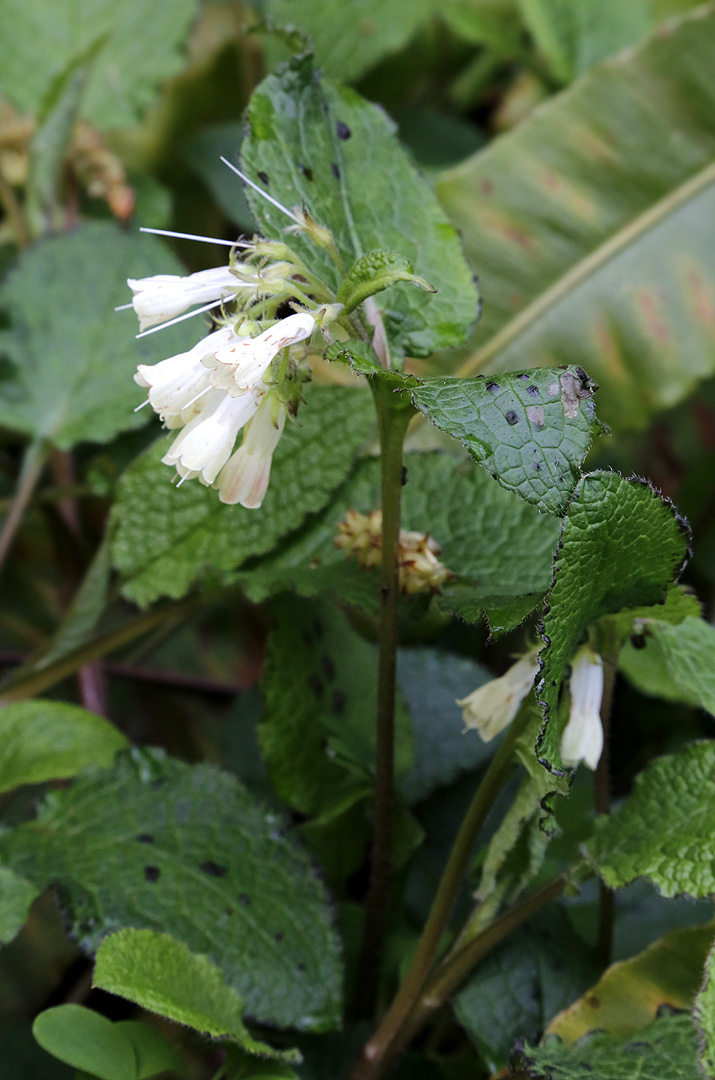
<box><xmin>325</xmin><ymin>339</ymin><xmax>383</xmax><ymax>375</ymax></box>
<box><xmin>0</xmin><ymin>867</ymin><xmax>40</xmax><ymax>946</ymax></box>
<box><xmin>267</xmin><ymin>0</ymin><xmax>442</xmax><ymax>83</ymax></box>
<box><xmin>0</xmin><ymin>750</ymin><xmax>342</xmax><ymax>1032</ymax></box>
<box><xmin>437</xmin><ymin>5</ymin><xmax>715</xmax><ymax>431</ymax></box>
<box><xmin>260</xmin><ymin>596</ymin><xmax>413</xmax><ymax>816</ymax></box>
<box><xmin>397</xmin><ymin>648</ymin><xmax>495</xmax><ymax>805</ymax></box>
<box><xmin>0</xmin><ymin>701</ymin><xmax>128</xmax><ymax>794</ymax></box>
<box><xmin>637</xmin><ymin>616</ymin><xmax>715</xmax><ymax>714</ymax></box>
<box><xmin>516</xmin><ymin>1012</ymin><xmax>701</xmax><ymax>1079</ymax></box>
<box><xmin>0</xmin><ymin>222</ymin><xmax>190</xmax><ymax>449</ymax></box>
<box><xmin>410</xmin><ymin>367</ymin><xmax>599</xmax><ymax>515</ymax></box>
<box><xmin>0</xmin><ymin>0</ymin><xmax>198</xmax><ymax>129</ymax></box>
<box><xmin>336</xmin><ymin>250</ymin><xmax>436</xmax><ymax>314</ymax></box>
<box><xmin>694</xmin><ymin>939</ymin><xmax>715</xmax><ymax>1077</ymax></box>
<box><xmin>33</xmin><ymin>1005</ymin><xmax>136</xmax><ymax>1080</ymax></box>
<box><xmin>454</xmin><ymin>910</ymin><xmax>599</xmax><ymax>1072</ymax></box>
<box><xmin>538</xmin><ymin>472</ymin><xmax>689</xmax><ymax>773</ymax></box>
<box><xmin>591</xmin><ymin>741</ymin><xmax>715</xmax><ymax>897</ymax></box>
<box><xmin>94</xmin><ymin>929</ymin><xmax>300</xmax><ymax>1062</ymax></box>
<box><xmin>242</xmin><ymin>54</ymin><xmax>478</xmax><ymax>357</ymax></box>
<box><xmin>111</xmin><ymin>385</ymin><xmax>374</xmax><ymax>607</ymax></box>
<box><xmin>240</xmin><ymin>451</ymin><xmax>561</xmax><ymax>631</ymax></box>
<box><xmin>115</xmin><ymin>1021</ymin><xmax>184</xmax><ymax>1080</ymax></box>
<box><xmin>549</xmin><ymin>923</ymin><xmax>715</xmax><ymax>1044</ymax></box>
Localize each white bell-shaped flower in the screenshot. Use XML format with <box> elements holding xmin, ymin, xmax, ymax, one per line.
<box><xmin>127</xmin><ymin>266</ymin><xmax>243</xmax><ymax>331</ymax></box>
<box><xmin>161</xmin><ymin>387</ymin><xmax>264</xmax><ymax>485</ymax></box>
<box><xmin>216</xmin><ymin>395</ymin><xmax>287</xmax><ymax>508</ymax></box>
<box><xmin>205</xmin><ymin>312</ymin><xmax>315</xmax><ymax>397</ymax></box>
<box><xmin>135</xmin><ymin>326</ymin><xmax>247</xmax><ymax>428</ymax></box>
<box><xmin>560</xmin><ymin>647</ymin><xmax>604</xmax><ymax>770</ymax></box>
<box><xmin>456</xmin><ymin>649</ymin><xmax>539</xmax><ymax>742</ymax></box>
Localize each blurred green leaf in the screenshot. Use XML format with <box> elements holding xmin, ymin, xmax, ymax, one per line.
<box><xmin>538</xmin><ymin>472</ymin><xmax>689</xmax><ymax>773</ymax></box>
<box><xmin>592</xmin><ymin>741</ymin><xmax>715</xmax><ymax>897</ymax></box>
<box><xmin>0</xmin><ymin>1020</ymin><xmax>73</xmax><ymax>1079</ymax></box>
<box><xmin>0</xmin><ymin>222</ymin><xmax>190</xmax><ymax>449</ymax></box>
<box><xmin>694</xmin><ymin>938</ymin><xmax>715</xmax><ymax>1077</ymax></box>
<box><xmin>0</xmin><ymin>700</ymin><xmax>127</xmax><ymax>794</ymax></box>
<box><xmin>242</xmin><ymin>54</ymin><xmax>478</xmax><ymax>357</ymax></box>
<box><xmin>410</xmin><ymin>367</ymin><xmax>599</xmax><ymax>515</ymax></box>
<box><xmin>0</xmin><ymin>867</ymin><xmax>40</xmax><ymax>946</ymax></box>
<box><xmin>0</xmin><ymin>0</ymin><xmax>198</xmax><ymax>129</ymax></box>
<box><xmin>437</xmin><ymin>5</ymin><xmax>715</xmax><ymax>431</ymax></box>
<box><xmin>94</xmin><ymin>929</ymin><xmax>299</xmax><ymax>1062</ymax></box>
<box><xmin>33</xmin><ymin>1005</ymin><xmax>135</xmax><ymax>1080</ymax></box>
<box><xmin>180</xmin><ymin>123</ymin><xmax>256</xmax><ymax>230</ymax></box>
<box><xmin>111</xmin><ymin>385</ymin><xmax>374</xmax><ymax>607</ymax></box>
<box><xmin>516</xmin><ymin>1012</ymin><xmax>701</xmax><ymax>1079</ymax></box>
<box><xmin>633</xmin><ymin>616</ymin><xmax>715</xmax><ymax>714</ymax></box>
<box><xmin>0</xmin><ymin>749</ymin><xmax>343</xmax><ymax>1032</ymax></box>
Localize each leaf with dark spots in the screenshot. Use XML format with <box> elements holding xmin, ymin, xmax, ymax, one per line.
<box><xmin>331</xmin><ymin>162</ymin><xmax>340</xmax><ymax>179</ymax></box>
<box><xmin>135</xmin><ymin>834</ymin><xmax>154</xmax><ymax>844</ymax></box>
<box><xmin>336</xmin><ymin>120</ymin><xmax>351</xmax><ymax>139</ymax></box>
<box><xmin>200</xmin><ymin>861</ymin><xmax>227</xmax><ymax>878</ymax></box>
<box><xmin>330</xmin><ymin>690</ymin><xmax>346</xmax><ymax>717</ymax></box>
<box><xmin>505</xmin><ymin>410</ymin><xmax>519</xmax><ymax>426</ymax></box>
<box><xmin>257</xmin><ymin>170</ymin><xmax>269</xmax><ymax>185</ymax></box>
<box><xmin>144</xmin><ymin>866</ymin><xmax>160</xmax><ymax>883</ymax></box>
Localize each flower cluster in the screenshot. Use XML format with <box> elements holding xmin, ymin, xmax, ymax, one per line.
<box><xmin>457</xmin><ymin>644</ymin><xmax>604</xmax><ymax>770</ymax></box>
<box><xmin>335</xmin><ymin>508</ymin><xmax>452</xmax><ymax>594</ymax></box>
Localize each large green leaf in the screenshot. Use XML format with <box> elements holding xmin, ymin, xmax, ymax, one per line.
<box><xmin>694</xmin><ymin>939</ymin><xmax>715</xmax><ymax>1077</ymax></box>
<box><xmin>0</xmin><ymin>222</ymin><xmax>189</xmax><ymax>449</ymax></box>
<box><xmin>94</xmin><ymin>929</ymin><xmax>300</xmax><ymax>1061</ymax></box>
<box><xmin>628</xmin><ymin>616</ymin><xmax>715</xmax><ymax>714</ymax></box>
<box><xmin>0</xmin><ymin>0</ymin><xmax>197</xmax><ymax>129</ymax></box>
<box><xmin>437</xmin><ymin>4</ymin><xmax>715</xmax><ymax>431</ymax></box>
<box><xmin>0</xmin><ymin>701</ymin><xmax>127</xmax><ymax>794</ymax></box>
<box><xmin>240</xmin><ymin>451</ymin><xmax>561</xmax><ymax>632</ymax></box>
<box><xmin>410</xmin><ymin>366</ymin><xmax>599</xmax><ymax>515</ymax></box>
<box><xmin>0</xmin><ymin>750</ymin><xmax>342</xmax><ymax>1032</ymax></box>
<box><xmin>591</xmin><ymin>741</ymin><xmax>715</xmax><ymax>898</ymax></box>
<box><xmin>241</xmin><ymin>54</ymin><xmax>478</xmax><ymax>357</ymax></box>
<box><xmin>538</xmin><ymin>472</ymin><xmax>689</xmax><ymax>773</ymax></box>
<box><xmin>515</xmin><ymin>1012</ymin><xmax>701</xmax><ymax>1079</ymax></box>
<box><xmin>111</xmin><ymin>385</ymin><xmax>374</xmax><ymax>607</ymax></box>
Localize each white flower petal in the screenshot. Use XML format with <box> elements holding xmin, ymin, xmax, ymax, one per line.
<box><xmin>205</xmin><ymin>312</ymin><xmax>316</xmax><ymax>397</ymax></box>
<box><xmin>127</xmin><ymin>266</ymin><xmax>243</xmax><ymax>331</ymax></box>
<box><xmin>456</xmin><ymin>649</ymin><xmax>539</xmax><ymax>742</ymax></box>
<box><xmin>216</xmin><ymin>398</ymin><xmax>286</xmax><ymax>508</ymax></box>
<box><xmin>162</xmin><ymin>389</ymin><xmax>263</xmax><ymax>485</ymax></box>
<box><xmin>560</xmin><ymin>648</ymin><xmax>604</xmax><ymax>770</ymax></box>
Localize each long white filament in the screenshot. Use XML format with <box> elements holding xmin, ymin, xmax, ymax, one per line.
<box><xmin>140</xmin><ymin>226</ymin><xmax>251</xmax><ymax>248</ymax></box>
<box><xmin>219</xmin><ymin>157</ymin><xmax>300</xmax><ymax>223</ymax></box>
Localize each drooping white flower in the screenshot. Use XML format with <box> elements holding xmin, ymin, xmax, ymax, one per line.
<box><xmin>457</xmin><ymin>649</ymin><xmax>539</xmax><ymax>742</ymax></box>
<box><xmin>127</xmin><ymin>266</ymin><xmax>245</xmax><ymax>331</ymax></box>
<box><xmin>216</xmin><ymin>395</ymin><xmax>287</xmax><ymax>508</ymax></box>
<box><xmin>560</xmin><ymin>647</ymin><xmax>604</xmax><ymax>770</ymax></box>
<box><xmin>134</xmin><ymin>326</ymin><xmax>246</xmax><ymax>428</ymax></box>
<box><xmin>161</xmin><ymin>387</ymin><xmax>265</xmax><ymax>486</ymax></box>
<box><xmin>204</xmin><ymin>312</ymin><xmax>315</xmax><ymax>396</ymax></box>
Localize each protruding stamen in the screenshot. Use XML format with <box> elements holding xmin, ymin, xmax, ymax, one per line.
<box><xmin>133</xmin><ymin>398</ymin><xmax>152</xmax><ymax>413</ymax></box>
<box><xmin>115</xmin><ymin>302</ymin><xmax>134</xmax><ymax>311</ymax></box>
<box><xmin>220</xmin><ymin>157</ymin><xmax>300</xmax><ymax>223</ymax></box>
<box><xmin>135</xmin><ymin>296</ymin><xmax>234</xmax><ymax>338</ymax></box>
<box><xmin>140</xmin><ymin>226</ymin><xmax>251</xmax><ymax>248</ymax></box>
<box><xmin>181</xmin><ymin>385</ymin><xmax>212</xmax><ymax>411</ymax></box>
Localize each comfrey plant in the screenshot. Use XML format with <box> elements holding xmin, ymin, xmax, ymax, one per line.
<box><xmin>2</xmin><ymin>23</ymin><xmax>715</xmax><ymax>1080</ymax></box>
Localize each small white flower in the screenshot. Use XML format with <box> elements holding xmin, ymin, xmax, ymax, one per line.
<box><xmin>560</xmin><ymin>647</ymin><xmax>604</xmax><ymax>770</ymax></box>
<box><xmin>127</xmin><ymin>266</ymin><xmax>244</xmax><ymax>331</ymax></box>
<box><xmin>134</xmin><ymin>326</ymin><xmax>246</xmax><ymax>427</ymax></box>
<box><xmin>216</xmin><ymin>395</ymin><xmax>287</xmax><ymax>508</ymax></box>
<box><xmin>456</xmin><ymin>649</ymin><xmax>539</xmax><ymax>742</ymax></box>
<box><xmin>204</xmin><ymin>312</ymin><xmax>315</xmax><ymax>397</ymax></box>
<box><xmin>161</xmin><ymin>387</ymin><xmax>264</xmax><ymax>485</ymax></box>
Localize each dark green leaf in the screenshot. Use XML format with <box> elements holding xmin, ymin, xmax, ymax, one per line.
<box><xmin>515</xmin><ymin>1012</ymin><xmax>701</xmax><ymax>1079</ymax></box>
<box><xmin>538</xmin><ymin>472</ymin><xmax>689</xmax><ymax>773</ymax></box>
<box><xmin>242</xmin><ymin>55</ymin><xmax>478</xmax><ymax>357</ymax></box>
<box><xmin>0</xmin><ymin>1020</ymin><xmax>73</xmax><ymax>1080</ymax></box>
<box><xmin>33</xmin><ymin>1005</ymin><xmax>135</xmax><ymax>1080</ymax></box>
<box><xmin>437</xmin><ymin>5</ymin><xmax>715</xmax><ymax>431</ymax></box>
<box><xmin>0</xmin><ymin>750</ymin><xmax>342</xmax><ymax>1031</ymax></box>
<box><xmin>591</xmin><ymin>741</ymin><xmax>715</xmax><ymax>898</ymax></box>
<box><xmin>0</xmin><ymin>867</ymin><xmax>40</xmax><ymax>946</ymax></box>
<box><xmin>410</xmin><ymin>367</ymin><xmax>599</xmax><ymax>515</ymax></box>
<box><xmin>0</xmin><ymin>223</ymin><xmax>190</xmax><ymax>449</ymax></box>
<box><xmin>325</xmin><ymin>339</ymin><xmax>382</xmax><ymax>375</ymax></box>
<box><xmin>111</xmin><ymin>385</ymin><xmax>374</xmax><ymax>607</ymax></box>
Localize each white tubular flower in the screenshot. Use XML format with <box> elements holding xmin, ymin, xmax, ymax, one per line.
<box><xmin>216</xmin><ymin>395</ymin><xmax>287</xmax><ymax>508</ymax></box>
<box><xmin>127</xmin><ymin>266</ymin><xmax>244</xmax><ymax>331</ymax></box>
<box><xmin>135</xmin><ymin>326</ymin><xmax>246</xmax><ymax>428</ymax></box>
<box><xmin>456</xmin><ymin>649</ymin><xmax>539</xmax><ymax>742</ymax></box>
<box><xmin>561</xmin><ymin>647</ymin><xmax>604</xmax><ymax>771</ymax></box>
<box><xmin>161</xmin><ymin>387</ymin><xmax>264</xmax><ymax>485</ymax></box>
<box><xmin>205</xmin><ymin>312</ymin><xmax>315</xmax><ymax>396</ymax></box>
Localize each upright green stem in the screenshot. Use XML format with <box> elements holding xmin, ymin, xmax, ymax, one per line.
<box><xmin>355</xmin><ymin>381</ymin><xmax>413</xmax><ymax>1015</ymax></box>
<box><xmin>350</xmin><ymin>708</ymin><xmax>528</xmax><ymax>1076</ymax></box>
<box><xmin>0</xmin><ymin>441</ymin><xmax>46</xmax><ymax>578</ymax></box>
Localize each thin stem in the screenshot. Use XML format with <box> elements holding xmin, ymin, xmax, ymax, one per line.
<box><xmin>0</xmin><ymin>161</ymin><xmax>31</xmax><ymax>247</ymax></box>
<box><xmin>350</xmin><ymin>710</ymin><xmax>528</xmax><ymax>1077</ymax></box>
<box><xmin>354</xmin><ymin>385</ymin><xmax>412</xmax><ymax>1015</ymax></box>
<box><xmin>0</xmin><ymin>441</ymin><xmax>46</xmax><ymax>577</ymax></box>
<box><xmin>595</xmin><ymin>633</ymin><xmax>618</xmax><ymax>967</ymax></box>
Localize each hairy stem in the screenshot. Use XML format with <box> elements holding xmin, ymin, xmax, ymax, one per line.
<box><xmin>355</xmin><ymin>383</ymin><xmax>412</xmax><ymax>1015</ymax></box>
<box><xmin>0</xmin><ymin>441</ymin><xmax>47</xmax><ymax>578</ymax></box>
<box><xmin>350</xmin><ymin>709</ymin><xmax>528</xmax><ymax>1075</ymax></box>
